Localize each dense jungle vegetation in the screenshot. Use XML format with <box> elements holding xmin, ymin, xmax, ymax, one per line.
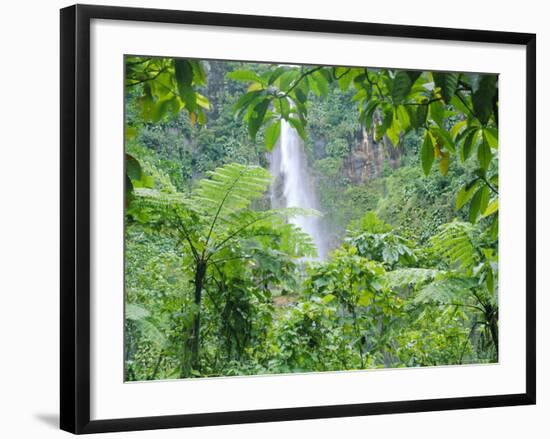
<box><xmin>124</xmin><ymin>57</ymin><xmax>499</xmax><ymax>380</ymax></box>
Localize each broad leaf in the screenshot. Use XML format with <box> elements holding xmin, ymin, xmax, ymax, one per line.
<box><xmin>461</xmin><ymin>128</ymin><xmax>481</xmax><ymax>162</ymax></box>
<box><xmin>456</xmin><ymin>180</ymin><xmax>480</xmax><ymax>210</ymax></box>
<box><xmin>227</xmin><ymin>70</ymin><xmax>265</xmax><ymax>85</ymax></box>
<box><xmin>264</xmin><ymin>120</ymin><xmax>282</xmax><ymax>151</ymax></box>
<box><xmin>472</xmin><ymin>75</ymin><xmax>497</xmax><ymax>124</ymax></box>
<box><xmin>126</xmin><ymin>154</ymin><xmax>142</xmax><ymax>181</ymax></box>
<box><xmin>433</xmin><ymin>72</ymin><xmax>459</xmax><ymax>103</ymax></box>
<box><xmin>248</xmin><ymin>98</ymin><xmax>271</xmax><ymax>139</ymax></box>
<box><xmin>429</xmin><ymin>100</ymin><xmax>445</xmax><ymax>128</ymax></box>
<box><xmin>421</xmin><ymin>131</ymin><xmax>435</xmax><ymax>176</ymax></box>
<box><xmin>391</xmin><ymin>71</ymin><xmax>412</xmax><ymax>104</ymax></box>
<box><xmin>477</xmin><ymin>138</ymin><xmax>493</xmax><ymax>171</ymax></box>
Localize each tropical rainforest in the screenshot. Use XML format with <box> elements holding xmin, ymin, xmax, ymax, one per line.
<box><xmin>124</xmin><ymin>56</ymin><xmax>499</xmax><ymax>381</ymax></box>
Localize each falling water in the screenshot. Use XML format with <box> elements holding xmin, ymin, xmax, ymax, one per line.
<box><xmin>270</xmin><ymin>120</ymin><xmax>327</xmax><ymax>259</ymax></box>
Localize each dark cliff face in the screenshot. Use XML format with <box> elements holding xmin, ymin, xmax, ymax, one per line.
<box><xmin>342</xmin><ymin>128</ymin><xmax>401</xmax><ymax>184</ymax></box>
<box><xmin>344</xmin><ymin>128</ymin><xmax>383</xmax><ymax>183</ymax></box>
<box><xmin>309</xmin><ymin>126</ymin><xmax>397</xmax><ymax>186</ymax></box>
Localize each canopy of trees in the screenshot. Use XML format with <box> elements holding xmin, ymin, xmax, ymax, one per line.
<box><xmin>124</xmin><ymin>56</ymin><xmax>498</xmax><ymax>380</ymax></box>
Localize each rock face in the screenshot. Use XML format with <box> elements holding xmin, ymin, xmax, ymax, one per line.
<box><xmin>343</xmin><ymin>128</ymin><xmax>401</xmax><ymax>184</ymax></box>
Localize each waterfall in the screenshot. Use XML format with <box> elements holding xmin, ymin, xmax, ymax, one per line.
<box><xmin>270</xmin><ymin>120</ymin><xmax>327</xmax><ymax>260</ymax></box>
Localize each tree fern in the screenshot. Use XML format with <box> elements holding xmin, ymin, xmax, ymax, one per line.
<box><xmin>126</xmin><ymin>303</ymin><xmax>166</xmax><ymax>349</ymax></box>
<box><xmin>129</xmin><ymin>163</ymin><xmax>320</xmax><ymax>373</ymax></box>
<box><xmin>414</xmin><ymin>275</ymin><xmax>478</xmax><ymax>305</ymax></box>
<box><xmin>431</xmin><ymin>221</ymin><xmax>479</xmax><ymax>271</ymax></box>
<box><xmin>132</xmin><ymin>165</ymin><xmax>319</xmax><ymax>259</ymax></box>
<box><xmin>384</xmin><ymin>268</ymin><xmax>441</xmax><ymax>289</ymax></box>
<box><xmin>193</xmin><ymin>163</ymin><xmax>272</xmax><ymax>224</ymax></box>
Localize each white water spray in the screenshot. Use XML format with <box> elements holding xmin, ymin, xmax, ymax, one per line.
<box><xmin>270</xmin><ymin>120</ymin><xmax>327</xmax><ymax>259</ymax></box>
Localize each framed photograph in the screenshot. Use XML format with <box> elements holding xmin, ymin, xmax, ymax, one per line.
<box><xmin>60</xmin><ymin>4</ymin><xmax>536</xmax><ymax>434</ymax></box>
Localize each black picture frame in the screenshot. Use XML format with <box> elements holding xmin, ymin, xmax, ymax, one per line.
<box><xmin>60</xmin><ymin>4</ymin><xmax>536</xmax><ymax>434</ymax></box>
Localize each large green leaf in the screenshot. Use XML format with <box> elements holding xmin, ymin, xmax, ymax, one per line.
<box><xmin>264</xmin><ymin>120</ymin><xmax>282</xmax><ymax>151</ymax></box>
<box><xmin>395</xmin><ymin>105</ymin><xmax>411</xmax><ymax>132</ymax></box>
<box><xmin>483</xmin><ymin>127</ymin><xmax>499</xmax><ymax>149</ymax></box>
<box><xmin>233</xmin><ymin>90</ymin><xmax>263</xmax><ymax>117</ymax></box>
<box><xmin>266</xmin><ymin>66</ymin><xmax>287</xmax><ymax>85</ymax></box>
<box><xmin>391</xmin><ymin>71</ymin><xmax>413</xmax><ymax>104</ymax></box>
<box><xmin>482</xmin><ymin>199</ymin><xmax>499</xmax><ymax>217</ymax></box>
<box><xmin>405</xmin><ymin>70</ymin><xmax>422</xmax><ymax>86</ymax></box>
<box><xmin>151</xmin><ymin>98</ymin><xmax>172</xmax><ymax>123</ymax></box>
<box><xmin>472</xmin><ymin>75</ymin><xmax>497</xmax><ymax>124</ymax></box>
<box><xmin>430</xmin><ymin>126</ymin><xmax>456</xmax><ymax>153</ymax></box>
<box><xmin>248</xmin><ymin>98</ymin><xmax>271</xmax><ymax>139</ymax></box>
<box><xmin>174</xmin><ymin>59</ymin><xmax>193</xmax><ymax>95</ymax></box>
<box><xmin>312</xmin><ymin>70</ymin><xmax>329</xmax><ymax>97</ymax></box>
<box><xmin>408</xmin><ymin>104</ymin><xmax>427</xmax><ymax>129</ymax></box>
<box><xmin>375</xmin><ymin>106</ymin><xmax>393</xmax><ymax>141</ymax></box>
<box><xmin>386</xmin><ymin>113</ymin><xmax>401</xmax><ymax>146</ymax></box>
<box><xmin>477</xmin><ymin>138</ymin><xmax>493</xmax><ymax>171</ymax></box>
<box><xmin>189</xmin><ymin>60</ymin><xmax>206</xmax><ymax>84</ymax></box>
<box><xmin>439</xmin><ymin>150</ymin><xmax>450</xmax><ymax>176</ymax></box>
<box><xmin>278</xmin><ymin>69</ymin><xmax>300</xmax><ymax>91</ymax></box>
<box><xmin>288</xmin><ymin>117</ymin><xmax>307</xmax><ymax>141</ymax></box>
<box><xmin>450</xmin><ymin>92</ymin><xmax>473</xmax><ymax>117</ymax></box>
<box><xmin>336</xmin><ymin>67</ymin><xmax>354</xmax><ymax>91</ymax></box>
<box><xmin>173</xmin><ymin>60</ymin><xmax>197</xmax><ymax>114</ymax></box>
<box><xmin>433</xmin><ymin>72</ymin><xmax>459</xmax><ymax>103</ymax></box>
<box><xmin>126</xmin><ymin>154</ymin><xmax>142</xmax><ymax>181</ymax></box>
<box><xmin>469</xmin><ymin>185</ymin><xmax>489</xmax><ymax>223</ymax></box>
<box><xmin>456</xmin><ymin>180</ymin><xmax>479</xmax><ymax>210</ymax></box>
<box><xmin>361</xmin><ymin>100</ymin><xmax>379</xmax><ymax>130</ymax></box>
<box><xmin>421</xmin><ymin>131</ymin><xmax>435</xmax><ymax>176</ymax></box>
<box><xmin>429</xmin><ymin>100</ymin><xmax>445</xmax><ymax>128</ymax></box>
<box><xmin>460</xmin><ymin>128</ymin><xmax>481</xmax><ymax>162</ymax></box>
<box><xmin>179</xmin><ymin>84</ymin><xmax>197</xmax><ymax>113</ymax></box>
<box><xmin>227</xmin><ymin>70</ymin><xmax>265</xmax><ymax>85</ymax></box>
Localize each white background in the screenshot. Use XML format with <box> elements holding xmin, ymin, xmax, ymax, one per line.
<box><xmin>0</xmin><ymin>0</ymin><xmax>546</xmax><ymax>437</ymax></box>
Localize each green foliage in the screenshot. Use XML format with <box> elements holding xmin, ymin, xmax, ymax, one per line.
<box><xmin>421</xmin><ymin>130</ymin><xmax>435</xmax><ymax>175</ymax></box>
<box><xmin>227</xmin><ymin>65</ymin><xmax>498</xmax><ymax>223</ymax></box>
<box><xmin>431</xmin><ymin>221</ymin><xmax>479</xmax><ymax>271</ymax></box>
<box><xmin>346</xmin><ymin>213</ymin><xmax>417</xmax><ymax>269</ymax></box>
<box><xmin>124</xmin><ymin>58</ymin><xmax>499</xmax><ymax>380</ymax></box>
<box><xmin>126</xmin><ymin>56</ymin><xmax>209</xmax><ymax>124</ymax></box>
<box><xmin>128</xmin><ymin>163</ymin><xmax>318</xmax><ymax>376</ymax></box>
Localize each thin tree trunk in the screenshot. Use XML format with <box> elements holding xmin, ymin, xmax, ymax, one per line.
<box><xmin>182</xmin><ymin>260</ymin><xmax>207</xmax><ymax>377</ymax></box>
<box><xmin>190</xmin><ymin>261</ymin><xmax>207</xmax><ymax>372</ymax></box>
<box><xmin>351</xmin><ymin>307</ymin><xmax>365</xmax><ymax>369</ymax></box>
<box><xmin>488</xmin><ymin>308</ymin><xmax>499</xmax><ymax>357</ymax></box>
<box><xmin>148</xmin><ymin>351</ymin><xmax>163</xmax><ymax>380</ymax></box>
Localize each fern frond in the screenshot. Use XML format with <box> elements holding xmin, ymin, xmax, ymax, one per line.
<box><xmin>414</xmin><ymin>275</ymin><xmax>477</xmax><ymax>305</ymax></box>
<box><xmin>138</xmin><ymin>319</ymin><xmax>167</xmax><ymax>348</ymax></box>
<box><xmin>193</xmin><ymin>163</ymin><xmax>272</xmax><ymax>221</ymax></box>
<box><xmin>384</xmin><ymin>268</ymin><xmax>441</xmax><ymax>289</ymax></box>
<box><xmin>125</xmin><ymin>302</ymin><xmax>166</xmax><ymax>348</ymax></box>
<box><xmin>125</xmin><ymin>302</ymin><xmax>150</xmax><ymax>320</ymax></box>
<box><xmin>277</xmin><ymin>223</ymin><xmax>318</xmax><ymax>258</ymax></box>
<box><xmin>133</xmin><ymin>188</ymin><xmax>194</xmax><ymax>207</ymax></box>
<box><xmin>431</xmin><ymin>221</ymin><xmax>479</xmax><ymax>270</ymax></box>
<box><xmin>132</xmin><ymin>188</ymin><xmax>200</xmax><ymax>224</ymax></box>
<box><xmin>216</xmin><ymin>208</ymin><xmax>319</xmax><ymax>258</ymax></box>
<box><xmin>132</xmin><ymin>163</ymin><xmax>321</xmax><ymax>260</ymax></box>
